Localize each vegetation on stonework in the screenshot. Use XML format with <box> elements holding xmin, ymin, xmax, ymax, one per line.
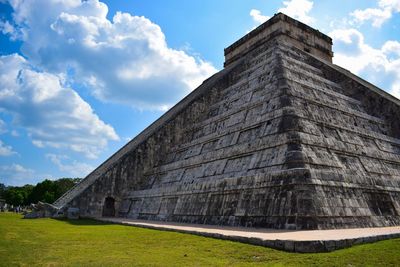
<box><xmin>0</xmin><ymin>213</ymin><xmax>399</xmax><ymax>266</ymax></box>
<box><xmin>0</xmin><ymin>178</ymin><xmax>81</xmax><ymax>206</ymax></box>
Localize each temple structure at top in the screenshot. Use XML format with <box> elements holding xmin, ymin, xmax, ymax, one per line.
<box><xmin>224</xmin><ymin>13</ymin><xmax>333</xmax><ymax>66</ymax></box>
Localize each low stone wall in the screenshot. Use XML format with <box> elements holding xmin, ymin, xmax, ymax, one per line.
<box><xmin>98</xmin><ymin>217</ymin><xmax>400</xmax><ymax>253</ymax></box>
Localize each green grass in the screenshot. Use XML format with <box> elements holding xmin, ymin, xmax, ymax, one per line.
<box><xmin>1</xmin><ymin>213</ymin><xmax>400</xmax><ymax>266</ymax></box>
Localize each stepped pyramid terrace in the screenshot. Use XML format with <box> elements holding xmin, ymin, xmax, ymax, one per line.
<box><xmin>52</xmin><ymin>13</ymin><xmax>400</xmax><ymax>231</ymax></box>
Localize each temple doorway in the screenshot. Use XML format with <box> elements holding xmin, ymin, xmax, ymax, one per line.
<box><xmin>102</xmin><ymin>197</ymin><xmax>115</xmax><ymax>217</ymax></box>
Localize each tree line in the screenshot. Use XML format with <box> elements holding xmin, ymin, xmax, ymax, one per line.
<box><xmin>0</xmin><ymin>178</ymin><xmax>81</xmax><ymax>206</ymax></box>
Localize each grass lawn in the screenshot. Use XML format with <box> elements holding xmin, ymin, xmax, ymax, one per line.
<box><xmin>1</xmin><ymin>213</ymin><xmax>400</xmax><ymax>266</ymax></box>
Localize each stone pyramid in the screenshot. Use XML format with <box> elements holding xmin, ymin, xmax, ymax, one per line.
<box><xmin>54</xmin><ymin>13</ymin><xmax>400</xmax><ymax>230</ymax></box>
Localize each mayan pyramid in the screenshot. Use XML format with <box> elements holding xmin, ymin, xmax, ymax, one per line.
<box><xmin>54</xmin><ymin>13</ymin><xmax>400</xmax><ymax>230</ymax></box>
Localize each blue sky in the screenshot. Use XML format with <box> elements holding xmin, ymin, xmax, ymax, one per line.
<box><xmin>0</xmin><ymin>0</ymin><xmax>399</xmax><ymax>186</ymax></box>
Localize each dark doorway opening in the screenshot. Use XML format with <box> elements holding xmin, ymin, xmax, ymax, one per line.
<box><xmin>102</xmin><ymin>197</ymin><xmax>115</xmax><ymax>217</ymax></box>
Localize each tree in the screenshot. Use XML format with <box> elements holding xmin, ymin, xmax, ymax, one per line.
<box><xmin>21</xmin><ymin>185</ymin><xmax>34</xmax><ymax>205</ymax></box>
<box><xmin>2</xmin><ymin>177</ymin><xmax>80</xmax><ymax>205</ymax></box>
<box><xmin>43</xmin><ymin>191</ymin><xmax>55</xmax><ymax>203</ymax></box>
<box><xmin>53</xmin><ymin>178</ymin><xmax>80</xmax><ymax>199</ymax></box>
<box><xmin>0</xmin><ymin>183</ymin><xmax>6</xmax><ymax>199</ymax></box>
<box><xmin>29</xmin><ymin>180</ymin><xmax>57</xmax><ymax>204</ymax></box>
<box><xmin>4</xmin><ymin>187</ymin><xmax>24</xmax><ymax>206</ymax></box>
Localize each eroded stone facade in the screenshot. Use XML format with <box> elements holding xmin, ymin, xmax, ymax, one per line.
<box><xmin>54</xmin><ymin>13</ymin><xmax>400</xmax><ymax>230</ymax></box>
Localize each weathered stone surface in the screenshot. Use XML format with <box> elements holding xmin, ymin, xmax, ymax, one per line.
<box><xmin>24</xmin><ymin>202</ymin><xmax>59</xmax><ymax>219</ymax></box>
<box><xmin>67</xmin><ymin>208</ymin><xmax>80</xmax><ymax>219</ymax></box>
<box><xmin>54</xmin><ymin>13</ymin><xmax>400</xmax><ymax>230</ymax></box>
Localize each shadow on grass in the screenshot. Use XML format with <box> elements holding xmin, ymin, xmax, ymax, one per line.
<box><xmin>55</xmin><ymin>217</ymin><xmax>116</xmax><ymax>226</ymax></box>
<box><xmin>13</xmin><ymin>213</ymin><xmax>109</xmax><ymax>226</ymax></box>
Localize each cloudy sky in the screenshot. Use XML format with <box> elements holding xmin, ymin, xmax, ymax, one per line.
<box><xmin>0</xmin><ymin>0</ymin><xmax>399</xmax><ymax>186</ymax></box>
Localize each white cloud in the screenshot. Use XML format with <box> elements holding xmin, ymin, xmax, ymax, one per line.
<box><xmin>0</xmin><ymin>54</ymin><xmax>119</xmax><ymax>159</ymax></box>
<box><xmin>0</xmin><ymin>119</ymin><xmax>6</xmax><ymax>134</ymax></box>
<box><xmin>0</xmin><ymin>140</ymin><xmax>16</xmax><ymax>156</ymax></box>
<box><xmin>330</xmin><ymin>28</ymin><xmax>400</xmax><ymax>99</ymax></box>
<box><xmin>0</xmin><ymin>163</ymin><xmax>35</xmax><ymax>186</ymax></box>
<box><xmin>0</xmin><ymin>20</ymin><xmax>18</xmax><ymax>40</ymax></box>
<box><xmin>351</xmin><ymin>0</ymin><xmax>400</xmax><ymax>27</ymax></box>
<box><xmin>10</xmin><ymin>130</ymin><xmax>19</xmax><ymax>137</ymax></box>
<box><xmin>278</xmin><ymin>0</ymin><xmax>315</xmax><ymax>24</ymax></box>
<box><xmin>46</xmin><ymin>154</ymin><xmax>94</xmax><ymax>177</ymax></box>
<box><xmin>250</xmin><ymin>9</ymin><xmax>270</xmax><ymax>24</ymax></box>
<box><xmin>5</xmin><ymin>0</ymin><xmax>216</xmax><ymax>110</ymax></box>
<box><xmin>382</xmin><ymin>40</ymin><xmax>400</xmax><ymax>57</ymax></box>
<box><xmin>249</xmin><ymin>0</ymin><xmax>315</xmax><ymax>28</ymax></box>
